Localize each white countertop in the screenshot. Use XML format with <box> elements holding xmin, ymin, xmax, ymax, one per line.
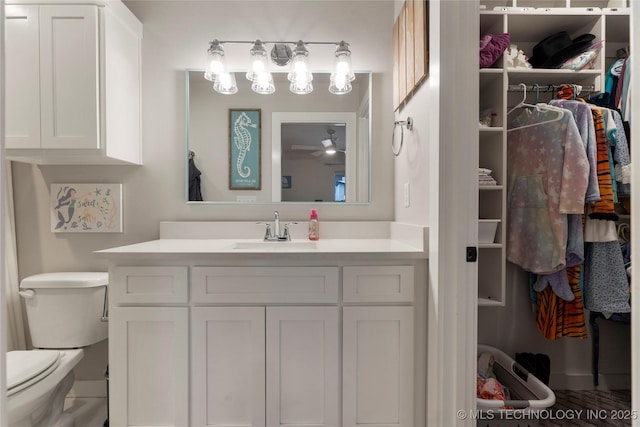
<box><xmin>96</xmin><ymin>221</ymin><xmax>428</xmax><ymax>259</ymax></box>
<box><xmin>96</xmin><ymin>237</ymin><xmax>425</xmax><ymax>256</ymax></box>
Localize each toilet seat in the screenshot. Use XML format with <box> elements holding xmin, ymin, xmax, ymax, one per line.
<box><xmin>7</xmin><ymin>350</ymin><xmax>61</xmax><ymax>396</ymax></box>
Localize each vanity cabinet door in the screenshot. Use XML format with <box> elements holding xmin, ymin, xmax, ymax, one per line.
<box><xmin>191</xmin><ymin>307</ymin><xmax>266</xmax><ymax>427</ymax></box>
<box><xmin>266</xmin><ymin>307</ymin><xmax>339</xmax><ymax>427</ymax></box>
<box><xmin>110</xmin><ymin>307</ymin><xmax>189</xmax><ymax>427</ymax></box>
<box><xmin>343</xmin><ymin>306</ymin><xmax>414</xmax><ymax>427</ymax></box>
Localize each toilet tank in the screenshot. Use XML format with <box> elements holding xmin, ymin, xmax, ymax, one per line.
<box><xmin>20</xmin><ymin>272</ymin><xmax>108</xmax><ymax>349</ymax></box>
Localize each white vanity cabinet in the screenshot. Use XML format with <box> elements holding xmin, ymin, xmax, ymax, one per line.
<box><xmin>191</xmin><ymin>306</ymin><xmax>339</xmax><ymax>427</ymax></box>
<box><xmin>109</xmin><ymin>266</ymin><xmax>190</xmax><ymax>427</ymax></box>
<box><xmin>4</xmin><ymin>1</ymin><xmax>142</xmax><ymax>165</ymax></box>
<box><xmin>190</xmin><ymin>266</ymin><xmax>340</xmax><ymax>427</ymax></box>
<box><xmin>107</xmin><ymin>260</ymin><xmax>423</xmax><ymax>427</ymax></box>
<box><xmin>341</xmin><ymin>266</ymin><xmax>415</xmax><ymax>427</ymax></box>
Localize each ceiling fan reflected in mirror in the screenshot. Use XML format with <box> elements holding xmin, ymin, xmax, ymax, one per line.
<box><xmin>291</xmin><ymin>128</ymin><xmax>343</xmax><ymax>157</ymax></box>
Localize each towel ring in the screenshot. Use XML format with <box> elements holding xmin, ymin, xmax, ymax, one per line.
<box><xmin>392</xmin><ymin>117</ymin><xmax>413</xmax><ymax>156</ymax></box>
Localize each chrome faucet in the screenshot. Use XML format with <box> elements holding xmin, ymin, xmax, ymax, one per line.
<box><xmin>273</xmin><ymin>211</ymin><xmax>281</xmax><ymax>238</ymax></box>
<box><xmin>261</xmin><ymin>211</ymin><xmax>295</xmax><ymax>241</ymax></box>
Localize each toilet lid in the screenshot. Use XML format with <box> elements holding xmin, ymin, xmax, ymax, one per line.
<box><xmin>7</xmin><ymin>350</ymin><xmax>61</xmax><ymax>396</ymax></box>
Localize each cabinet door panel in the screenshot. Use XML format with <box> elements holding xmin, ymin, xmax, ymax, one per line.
<box><xmin>5</xmin><ymin>5</ymin><xmax>40</xmax><ymax>148</ymax></box>
<box><xmin>343</xmin><ymin>307</ymin><xmax>414</xmax><ymax>427</ymax></box>
<box><xmin>343</xmin><ymin>266</ymin><xmax>414</xmax><ymax>303</ymax></box>
<box><xmin>192</xmin><ymin>307</ymin><xmax>266</xmax><ymax>427</ymax></box>
<box><xmin>266</xmin><ymin>307</ymin><xmax>339</xmax><ymax>427</ymax></box>
<box><xmin>110</xmin><ymin>307</ymin><xmax>189</xmax><ymax>427</ymax></box>
<box><xmin>111</xmin><ymin>266</ymin><xmax>188</xmax><ymax>304</ymax></box>
<box><xmin>39</xmin><ymin>5</ymin><xmax>99</xmax><ymax>149</ymax></box>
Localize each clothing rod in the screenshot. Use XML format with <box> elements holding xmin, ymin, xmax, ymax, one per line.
<box><xmin>507</xmin><ymin>84</ymin><xmax>596</xmax><ymax>92</ymax></box>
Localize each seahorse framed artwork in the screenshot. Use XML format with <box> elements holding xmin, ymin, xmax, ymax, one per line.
<box><xmin>50</xmin><ymin>183</ymin><xmax>123</xmax><ymax>232</ymax></box>
<box><xmin>229</xmin><ymin>109</ymin><xmax>261</xmax><ymax>190</ymax></box>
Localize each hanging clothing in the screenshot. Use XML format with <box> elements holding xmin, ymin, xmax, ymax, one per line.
<box><xmin>189</xmin><ymin>157</ymin><xmax>204</xmax><ymax>201</ymax></box>
<box><xmin>533</xmin><ymin>214</ymin><xmax>585</xmax><ymax>301</ymax></box>
<box><xmin>548</xmin><ymin>99</ymin><xmax>599</xmax><ymax>203</ymax></box>
<box><xmin>506</xmin><ymin>106</ymin><xmax>590</xmax><ymax>275</ymax></box>
<box><xmin>535</xmin><ymin>265</ymin><xmax>588</xmax><ymax>340</ymax></box>
<box><xmin>583</xmin><ymin>241</ymin><xmax>631</xmax><ymax>315</ymax></box>
<box><xmin>586</xmin><ymin>107</ymin><xmax>617</xmax><ymax>220</ymax></box>
<box><xmin>611</xmin><ymin>110</ymin><xmax>631</xmax><ymax>197</ymax></box>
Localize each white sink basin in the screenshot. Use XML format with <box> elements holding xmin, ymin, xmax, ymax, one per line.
<box><xmin>232</xmin><ymin>241</ymin><xmax>318</xmax><ymax>250</ymax></box>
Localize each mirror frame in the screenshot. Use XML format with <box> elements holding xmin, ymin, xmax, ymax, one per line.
<box><xmin>185</xmin><ymin>69</ymin><xmax>372</xmax><ymax>204</ymax></box>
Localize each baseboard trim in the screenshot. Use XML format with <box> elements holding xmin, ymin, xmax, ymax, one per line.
<box><xmin>68</xmin><ymin>379</ymin><xmax>107</xmax><ymax>398</ymax></box>
<box><xmin>549</xmin><ymin>373</ymin><xmax>631</xmax><ymax>390</ymax></box>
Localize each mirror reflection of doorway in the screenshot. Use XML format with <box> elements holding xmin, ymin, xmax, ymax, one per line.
<box><xmin>275</xmin><ymin>115</ymin><xmax>357</xmax><ymax>202</ymax></box>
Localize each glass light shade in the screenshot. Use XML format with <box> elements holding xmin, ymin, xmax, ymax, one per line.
<box><xmin>213</xmin><ymin>72</ymin><xmax>238</xmax><ymax>94</ymax></box>
<box><xmin>325</xmin><ymin>146</ymin><xmax>337</xmax><ymax>155</ymax></box>
<box><xmin>251</xmin><ymin>71</ymin><xmax>275</xmax><ymax>94</ymax></box>
<box><xmin>329</xmin><ymin>73</ymin><xmax>352</xmax><ymax>94</ymax></box>
<box><xmin>287</xmin><ymin>41</ymin><xmax>313</xmax><ymax>94</ymax></box>
<box><xmin>333</xmin><ymin>41</ymin><xmax>355</xmax><ymax>84</ymax></box>
<box><xmin>246</xmin><ymin>40</ymin><xmax>269</xmax><ymax>81</ymax></box>
<box><xmin>288</xmin><ymin>57</ymin><xmax>313</xmax><ymax>94</ymax></box>
<box><xmin>204</xmin><ymin>41</ymin><xmax>226</xmax><ymax>82</ymax></box>
<box><xmin>289</xmin><ymin>77</ymin><xmax>313</xmax><ymax>95</ymax></box>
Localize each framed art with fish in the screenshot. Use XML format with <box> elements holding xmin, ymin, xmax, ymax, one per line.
<box><xmin>229</xmin><ymin>109</ymin><xmax>261</xmax><ymax>190</ymax></box>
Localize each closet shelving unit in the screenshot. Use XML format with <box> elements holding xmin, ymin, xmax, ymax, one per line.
<box><xmin>478</xmin><ymin>0</ymin><xmax>629</xmax><ymax>306</ymax></box>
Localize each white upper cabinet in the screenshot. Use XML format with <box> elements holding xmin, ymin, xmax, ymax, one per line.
<box><xmin>4</xmin><ymin>1</ymin><xmax>143</xmax><ymax>165</ymax></box>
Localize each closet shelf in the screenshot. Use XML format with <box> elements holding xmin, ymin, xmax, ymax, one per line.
<box><xmin>479</xmin><ymin>127</ymin><xmax>504</xmax><ymax>132</ymax></box>
<box><xmin>478</xmin><ymin>297</ymin><xmax>503</xmax><ymax>307</ymax></box>
<box><xmin>480</xmin><ymin>68</ymin><xmax>504</xmax><ymax>75</ymax></box>
<box><xmin>479</xmin><ymin>243</ymin><xmax>503</xmax><ymax>249</ymax></box>
<box><xmin>479</xmin><ymin>185</ymin><xmax>503</xmax><ymax>191</ymax></box>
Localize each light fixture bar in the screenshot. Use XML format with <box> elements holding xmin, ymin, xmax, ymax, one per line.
<box><xmin>205</xmin><ymin>39</ymin><xmax>353</xmax><ymax>95</ymax></box>
<box><xmin>208</xmin><ymin>40</ymin><xmax>345</xmax><ymax>46</ymax></box>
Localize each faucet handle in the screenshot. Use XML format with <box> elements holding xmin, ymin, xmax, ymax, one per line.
<box><xmin>282</xmin><ymin>222</ymin><xmax>298</xmax><ymax>241</ymax></box>
<box><xmin>256</xmin><ymin>222</ymin><xmax>273</xmax><ymax>240</ymax></box>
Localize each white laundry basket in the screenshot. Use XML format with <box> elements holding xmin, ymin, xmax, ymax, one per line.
<box><xmin>477</xmin><ymin>344</ymin><xmax>555</xmax><ymax>427</ymax></box>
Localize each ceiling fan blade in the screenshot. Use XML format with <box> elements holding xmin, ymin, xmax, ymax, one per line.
<box><xmin>290</xmin><ymin>144</ymin><xmax>319</xmax><ymax>151</ymax></box>
<box><xmin>311</xmin><ymin>150</ymin><xmax>325</xmax><ymax>156</ymax></box>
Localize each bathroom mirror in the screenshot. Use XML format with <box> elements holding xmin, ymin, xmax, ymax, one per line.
<box><xmin>186</xmin><ymin>70</ymin><xmax>371</xmax><ymax>203</ymax></box>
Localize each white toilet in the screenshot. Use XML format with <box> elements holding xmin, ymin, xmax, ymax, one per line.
<box><xmin>8</xmin><ymin>272</ymin><xmax>109</xmax><ymax>427</ymax></box>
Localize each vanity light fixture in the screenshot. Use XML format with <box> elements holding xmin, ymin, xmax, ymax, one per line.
<box><xmin>204</xmin><ymin>40</ymin><xmax>227</xmax><ymax>82</ymax></box>
<box><xmin>246</xmin><ymin>41</ymin><xmax>275</xmax><ymax>94</ymax></box>
<box><xmin>204</xmin><ymin>39</ymin><xmax>354</xmax><ymax>95</ymax></box>
<box><xmin>204</xmin><ymin>40</ymin><xmax>239</xmax><ymax>94</ymax></box>
<box><xmin>329</xmin><ymin>41</ymin><xmax>355</xmax><ymax>95</ymax></box>
<box><xmin>288</xmin><ymin>41</ymin><xmax>313</xmax><ymax>95</ymax></box>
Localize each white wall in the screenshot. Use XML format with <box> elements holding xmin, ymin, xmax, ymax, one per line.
<box><xmin>11</xmin><ymin>0</ymin><xmax>396</xmax><ymax>383</ymax></box>
<box><xmin>392</xmin><ymin>3</ymin><xmax>431</xmax><ymax>226</ymax></box>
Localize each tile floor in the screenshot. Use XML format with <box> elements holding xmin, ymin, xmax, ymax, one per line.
<box><xmin>68</xmin><ymin>389</ymin><xmax>631</xmax><ymax>427</ymax></box>
<box><xmin>63</xmin><ymin>397</ymin><xmax>108</xmax><ymax>427</ymax></box>
<box><xmin>539</xmin><ymin>389</ymin><xmax>632</xmax><ymax>427</ymax></box>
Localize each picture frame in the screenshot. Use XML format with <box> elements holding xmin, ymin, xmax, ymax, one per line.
<box><xmin>50</xmin><ymin>183</ymin><xmax>123</xmax><ymax>233</ymax></box>
<box><xmin>229</xmin><ymin>109</ymin><xmax>261</xmax><ymax>190</ymax></box>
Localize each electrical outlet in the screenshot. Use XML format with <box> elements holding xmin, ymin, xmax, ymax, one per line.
<box><xmin>403</xmin><ymin>182</ymin><xmax>410</xmax><ymax>207</ymax></box>
<box><xmin>236</xmin><ymin>195</ymin><xmax>256</xmax><ymax>203</ymax></box>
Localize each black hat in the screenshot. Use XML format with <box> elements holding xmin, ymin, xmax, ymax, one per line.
<box><xmin>529</xmin><ymin>31</ymin><xmax>596</xmax><ymax>69</ymax></box>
